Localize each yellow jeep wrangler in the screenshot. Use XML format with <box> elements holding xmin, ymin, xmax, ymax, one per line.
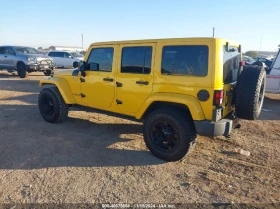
<box><xmin>38</xmin><ymin>38</ymin><xmax>266</xmax><ymax>162</ymax></box>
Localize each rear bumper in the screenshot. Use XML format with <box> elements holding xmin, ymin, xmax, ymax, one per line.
<box><xmin>194</xmin><ymin>113</ymin><xmax>240</xmax><ymax>137</ymax></box>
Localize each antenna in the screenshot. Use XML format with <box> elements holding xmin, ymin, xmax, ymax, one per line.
<box><xmin>212</xmin><ymin>27</ymin><xmax>215</xmax><ymax>37</ymax></box>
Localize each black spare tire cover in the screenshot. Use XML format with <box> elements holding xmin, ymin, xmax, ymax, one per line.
<box><xmin>235</xmin><ymin>65</ymin><xmax>266</xmax><ymax>120</ymax></box>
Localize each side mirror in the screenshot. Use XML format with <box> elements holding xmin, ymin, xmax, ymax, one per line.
<box><xmin>78</xmin><ymin>61</ymin><xmax>85</xmax><ymax>71</ymax></box>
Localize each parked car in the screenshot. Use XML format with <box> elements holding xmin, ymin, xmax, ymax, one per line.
<box><xmin>47</xmin><ymin>51</ymin><xmax>84</xmax><ymax>68</ymax></box>
<box><xmin>253</xmin><ymin>57</ymin><xmax>273</xmax><ymax>68</ymax></box>
<box><xmin>0</xmin><ymin>46</ymin><xmax>54</xmax><ymax>78</ymax></box>
<box><xmin>265</xmin><ymin>48</ymin><xmax>280</xmax><ymax>93</ymax></box>
<box><xmin>38</xmin><ymin>38</ymin><xmax>266</xmax><ymax>162</ymax></box>
<box><xmin>242</xmin><ymin>55</ymin><xmax>255</xmax><ymax>65</ymax></box>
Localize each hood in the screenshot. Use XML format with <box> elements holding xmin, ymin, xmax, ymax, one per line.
<box><xmin>21</xmin><ymin>54</ymin><xmax>53</xmax><ymax>62</ymax></box>
<box><xmin>53</xmin><ymin>68</ymin><xmax>77</xmax><ymax>76</ymax></box>
<box><xmin>21</xmin><ymin>54</ymin><xmax>50</xmax><ymax>58</ymax></box>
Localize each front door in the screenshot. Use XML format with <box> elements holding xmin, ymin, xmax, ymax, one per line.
<box><xmin>80</xmin><ymin>46</ymin><xmax>116</xmax><ymax>108</ymax></box>
<box><xmin>116</xmin><ymin>43</ymin><xmax>155</xmax><ymax>113</ymax></box>
<box><xmin>62</xmin><ymin>52</ymin><xmax>73</xmax><ymax>67</ymax></box>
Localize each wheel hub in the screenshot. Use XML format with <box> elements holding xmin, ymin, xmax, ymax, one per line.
<box><xmin>151</xmin><ymin>122</ymin><xmax>178</xmax><ymax>151</ymax></box>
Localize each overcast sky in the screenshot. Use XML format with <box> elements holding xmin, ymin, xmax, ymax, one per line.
<box><xmin>0</xmin><ymin>0</ymin><xmax>279</xmax><ymax>52</ymax></box>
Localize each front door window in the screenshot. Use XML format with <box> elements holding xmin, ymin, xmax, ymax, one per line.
<box><xmin>80</xmin><ymin>47</ymin><xmax>115</xmax><ymax>108</ymax></box>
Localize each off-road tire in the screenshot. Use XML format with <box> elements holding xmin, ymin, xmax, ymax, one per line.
<box><xmin>17</xmin><ymin>62</ymin><xmax>28</xmax><ymax>78</ymax></box>
<box><xmin>44</xmin><ymin>70</ymin><xmax>52</xmax><ymax>76</ymax></box>
<box><xmin>38</xmin><ymin>87</ymin><xmax>69</xmax><ymax>123</ymax></box>
<box><xmin>143</xmin><ymin>108</ymin><xmax>197</xmax><ymax>162</ymax></box>
<box><xmin>235</xmin><ymin>65</ymin><xmax>266</xmax><ymax>120</ymax></box>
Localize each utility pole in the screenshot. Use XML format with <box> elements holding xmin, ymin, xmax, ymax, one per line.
<box><xmin>213</xmin><ymin>27</ymin><xmax>215</xmax><ymax>37</ymax></box>
<box><xmin>258</xmin><ymin>36</ymin><xmax>262</xmax><ymax>55</ymax></box>
<box><xmin>81</xmin><ymin>34</ymin><xmax>84</xmax><ymax>50</ymax></box>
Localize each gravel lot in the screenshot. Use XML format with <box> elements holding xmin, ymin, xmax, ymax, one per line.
<box><xmin>0</xmin><ymin>71</ymin><xmax>279</xmax><ymax>205</ymax></box>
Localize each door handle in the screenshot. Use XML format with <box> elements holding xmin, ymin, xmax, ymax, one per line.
<box><xmin>136</xmin><ymin>80</ymin><xmax>149</xmax><ymax>85</ymax></box>
<box><xmin>80</xmin><ymin>77</ymin><xmax>85</xmax><ymax>82</ymax></box>
<box><xmin>116</xmin><ymin>82</ymin><xmax>122</xmax><ymax>87</ymax></box>
<box><xmin>103</xmin><ymin>78</ymin><xmax>113</xmax><ymax>82</ymax></box>
<box><xmin>4</xmin><ymin>56</ymin><xmax>7</xmax><ymax>58</ymax></box>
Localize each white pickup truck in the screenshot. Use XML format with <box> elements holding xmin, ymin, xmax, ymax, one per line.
<box><xmin>266</xmin><ymin>48</ymin><xmax>280</xmax><ymax>93</ymax></box>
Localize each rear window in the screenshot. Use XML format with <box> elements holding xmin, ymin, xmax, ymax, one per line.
<box><xmin>223</xmin><ymin>46</ymin><xmax>241</xmax><ymax>83</ymax></box>
<box><xmin>161</xmin><ymin>45</ymin><xmax>208</xmax><ymax>76</ymax></box>
<box><xmin>51</xmin><ymin>52</ymin><xmax>64</xmax><ymax>58</ymax></box>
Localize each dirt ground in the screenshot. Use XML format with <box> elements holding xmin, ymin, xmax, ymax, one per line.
<box><xmin>0</xmin><ymin>71</ymin><xmax>279</xmax><ymax>205</ymax></box>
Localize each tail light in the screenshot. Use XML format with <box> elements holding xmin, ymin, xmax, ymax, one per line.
<box><xmin>213</xmin><ymin>90</ymin><xmax>224</xmax><ymax>106</ymax></box>
<box><xmin>240</xmin><ymin>61</ymin><xmax>245</xmax><ymax>66</ymax></box>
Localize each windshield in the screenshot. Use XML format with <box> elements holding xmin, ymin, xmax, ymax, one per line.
<box><xmin>15</xmin><ymin>47</ymin><xmax>39</xmax><ymax>55</ymax></box>
<box><xmin>243</xmin><ymin>56</ymin><xmax>255</xmax><ymax>63</ymax></box>
<box><xmin>70</xmin><ymin>52</ymin><xmax>83</xmax><ymax>57</ymax></box>
<box><xmin>248</xmin><ymin>57</ymin><xmax>255</xmax><ymax>62</ymax></box>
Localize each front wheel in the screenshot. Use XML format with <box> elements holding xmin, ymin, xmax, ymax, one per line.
<box><xmin>17</xmin><ymin>62</ymin><xmax>28</xmax><ymax>78</ymax></box>
<box><xmin>73</xmin><ymin>61</ymin><xmax>78</xmax><ymax>68</ymax></box>
<box><xmin>44</xmin><ymin>70</ymin><xmax>52</xmax><ymax>76</ymax></box>
<box><xmin>38</xmin><ymin>87</ymin><xmax>69</xmax><ymax>123</ymax></box>
<box><xmin>143</xmin><ymin>108</ymin><xmax>197</xmax><ymax>162</ymax></box>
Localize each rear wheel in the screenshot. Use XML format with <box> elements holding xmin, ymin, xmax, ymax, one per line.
<box><xmin>235</xmin><ymin>65</ymin><xmax>266</xmax><ymax>120</ymax></box>
<box><xmin>38</xmin><ymin>87</ymin><xmax>69</xmax><ymax>123</ymax></box>
<box><xmin>17</xmin><ymin>62</ymin><xmax>28</xmax><ymax>78</ymax></box>
<box><xmin>143</xmin><ymin>108</ymin><xmax>197</xmax><ymax>161</ymax></box>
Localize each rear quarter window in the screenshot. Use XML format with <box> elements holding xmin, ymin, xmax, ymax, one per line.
<box><xmin>223</xmin><ymin>46</ymin><xmax>241</xmax><ymax>83</ymax></box>
<box><xmin>48</xmin><ymin>52</ymin><xmax>55</xmax><ymax>57</ymax></box>
<box><xmin>161</xmin><ymin>45</ymin><xmax>208</xmax><ymax>76</ymax></box>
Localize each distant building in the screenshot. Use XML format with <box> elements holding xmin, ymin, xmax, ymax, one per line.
<box><xmin>48</xmin><ymin>46</ymin><xmax>83</xmax><ymax>52</ymax></box>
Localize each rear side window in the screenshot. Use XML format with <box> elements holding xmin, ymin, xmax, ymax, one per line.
<box><xmin>56</xmin><ymin>52</ymin><xmax>64</xmax><ymax>58</ymax></box>
<box><xmin>87</xmin><ymin>47</ymin><xmax>114</xmax><ymax>72</ymax></box>
<box><xmin>121</xmin><ymin>46</ymin><xmax>152</xmax><ymax>74</ymax></box>
<box><xmin>0</xmin><ymin>47</ymin><xmax>5</xmax><ymax>54</ymax></box>
<box><xmin>48</xmin><ymin>52</ymin><xmax>63</xmax><ymax>57</ymax></box>
<box><xmin>223</xmin><ymin>46</ymin><xmax>241</xmax><ymax>83</ymax></box>
<box><xmin>5</xmin><ymin>47</ymin><xmax>15</xmax><ymax>55</ymax></box>
<box><xmin>48</xmin><ymin>52</ymin><xmax>55</xmax><ymax>57</ymax></box>
<box><xmin>161</xmin><ymin>45</ymin><xmax>208</xmax><ymax>76</ymax></box>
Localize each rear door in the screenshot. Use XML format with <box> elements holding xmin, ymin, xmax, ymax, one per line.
<box><xmin>116</xmin><ymin>43</ymin><xmax>155</xmax><ymax>113</ymax></box>
<box><xmin>3</xmin><ymin>47</ymin><xmax>16</xmax><ymax>69</ymax></box>
<box><xmin>48</xmin><ymin>52</ymin><xmax>62</xmax><ymax>66</ymax></box>
<box><xmin>0</xmin><ymin>47</ymin><xmax>5</xmax><ymax>69</ymax></box>
<box><xmin>223</xmin><ymin>45</ymin><xmax>241</xmax><ymax>116</ymax></box>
